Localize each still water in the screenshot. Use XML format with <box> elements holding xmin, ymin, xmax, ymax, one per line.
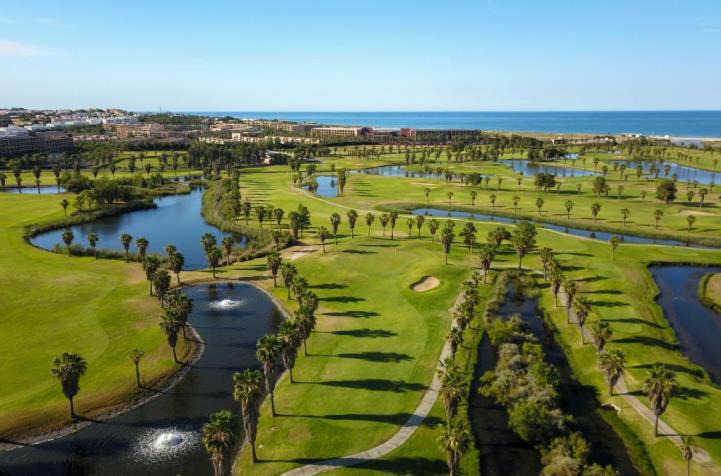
<box><xmin>0</xmin><ymin>283</ymin><xmax>281</xmax><ymax>476</ymax></box>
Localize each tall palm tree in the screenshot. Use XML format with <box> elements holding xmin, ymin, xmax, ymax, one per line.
<box><xmin>447</xmin><ymin>327</ymin><xmax>463</xmax><ymax>361</ymax></box>
<box><xmin>208</xmin><ymin>246</ymin><xmax>223</xmax><ymax>278</ymax></box>
<box><xmin>379</xmin><ymin>213</ymin><xmax>390</xmax><ymax>237</ymax></box>
<box><xmin>329</xmin><ymin>213</ymin><xmax>341</xmax><ymax>244</ymax></box>
<box><xmin>590</xmin><ymin>320</ymin><xmax>612</xmax><ymax>353</ymax></box>
<box><xmin>598</xmin><ymin>348</ymin><xmax>625</xmax><ymax>396</ymax></box>
<box><xmin>266</xmin><ymin>251</ymin><xmax>282</xmax><ymax>287</ymax></box>
<box><xmin>159</xmin><ymin>312</ymin><xmax>182</xmax><ymax>363</ymax></box>
<box><xmin>130</xmin><ymin>348</ymin><xmax>144</xmax><ymax>387</ymax></box>
<box><xmin>221</xmin><ymin>236</ymin><xmax>234</xmax><ymax>264</ymax></box>
<box><xmin>644</xmin><ymin>365</ymin><xmax>678</xmax><ymax>437</ymax></box>
<box><xmin>438</xmin><ymin>365</ymin><xmax>465</xmax><ymax>419</ymax></box>
<box><xmin>415</xmin><ymin>215</ymin><xmax>425</xmax><ymax>238</ymax></box>
<box><xmin>278</xmin><ymin>320</ymin><xmax>301</xmax><ymax>383</ymax></box>
<box><xmin>562</xmin><ymin>279</ymin><xmax>577</xmax><ymax>324</ymax></box>
<box><xmin>680</xmin><ymin>436</ymin><xmax>696</xmax><ymax>476</ymax></box>
<box><xmin>438</xmin><ymin>417</ymin><xmax>470</xmax><ymax>476</ymax></box>
<box><xmin>169</xmin><ymin>251</ymin><xmax>185</xmax><ymax>284</ymax></box>
<box><xmin>233</xmin><ymin>369</ymin><xmax>263</xmax><ymax>463</ymax></box>
<box><xmin>609</xmin><ymin>236</ymin><xmax>620</xmax><ymax>260</ymax></box>
<box><xmin>87</xmin><ymin>233</ymin><xmax>99</xmax><ymax>259</ymax></box>
<box><xmin>120</xmin><ymin>233</ymin><xmax>133</xmax><ymax>262</ymax></box>
<box><xmin>591</xmin><ymin>202</ymin><xmax>601</xmax><ymax>223</ymax></box>
<box><xmin>478</xmin><ymin>244</ymin><xmax>495</xmax><ymax>284</ymax></box>
<box><xmin>256</xmin><ymin>334</ymin><xmax>281</xmax><ymax>417</ymax></box>
<box><xmin>62</xmin><ymin>230</ymin><xmax>74</xmax><ymax>256</ymax></box>
<box><xmin>50</xmin><ymin>352</ymin><xmax>87</xmax><ymax>419</ymax></box>
<box><xmin>166</xmin><ymin>291</ymin><xmax>193</xmax><ymax>339</ymax></box>
<box><xmin>201</xmin><ymin>233</ymin><xmax>217</xmax><ymax>257</ymax></box>
<box><xmin>428</xmin><ymin>218</ymin><xmax>440</xmax><ymax>242</ymax></box>
<box><xmin>365</xmin><ymin>212</ymin><xmax>375</xmax><ymax>237</ymax></box>
<box><xmin>152</xmin><ymin>269</ymin><xmax>172</xmax><ymax>304</ymax></box>
<box><xmin>346</xmin><ymin>209</ymin><xmax>358</xmax><ymax>238</ymax></box>
<box><xmin>440</xmin><ymin>224</ymin><xmax>455</xmax><ymax>265</ymax></box>
<box><xmin>136</xmin><ymin>237</ymin><xmax>149</xmax><ymax>260</ymax></box>
<box><xmin>142</xmin><ymin>257</ymin><xmax>160</xmax><ymax>295</ymax></box>
<box><xmin>202</xmin><ymin>409</ymin><xmax>238</xmax><ymax>476</ymax></box>
<box><xmin>317</xmin><ymin>226</ymin><xmax>330</xmax><ymax>253</ymax></box>
<box><xmin>573</xmin><ymin>296</ymin><xmax>591</xmax><ymax>343</ymax></box>
<box><xmin>279</xmin><ymin>262</ymin><xmax>297</xmax><ymax>299</ymax></box>
<box><xmin>389</xmin><ymin>211</ymin><xmax>398</xmax><ymax>240</ymax></box>
<box><xmin>60</xmin><ymin>199</ymin><xmax>69</xmax><ymax>216</ymax></box>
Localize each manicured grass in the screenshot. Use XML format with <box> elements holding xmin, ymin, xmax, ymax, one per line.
<box><xmin>0</xmin><ymin>192</ymin><xmax>193</xmax><ymax>439</ymax></box>
<box><xmin>208</xmin><ymin>157</ymin><xmax>721</xmax><ymax>474</ymax></box>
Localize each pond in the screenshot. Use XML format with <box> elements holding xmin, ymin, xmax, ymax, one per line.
<box><xmin>650</xmin><ymin>265</ymin><xmax>721</xmax><ymax>383</ymax></box>
<box><xmin>353</xmin><ymin>165</ymin><xmax>431</xmax><ymax>178</ymax></box>
<box><xmin>499</xmin><ymin>158</ymin><xmax>595</xmax><ymax>178</ymax></box>
<box><xmin>410</xmin><ymin>208</ymin><xmax>706</xmax><ymax>249</ymax></box>
<box><xmin>30</xmin><ymin>188</ymin><xmax>246</xmax><ymax>270</ymax></box>
<box><xmin>470</xmin><ymin>278</ymin><xmax>638</xmax><ymax>475</ymax></box>
<box><xmin>612</xmin><ymin>160</ymin><xmax>717</xmax><ymax>186</ymax></box>
<box><xmin>306</xmin><ymin>175</ymin><xmax>338</xmax><ymax>197</ymax></box>
<box><xmin>2</xmin><ymin>185</ymin><xmax>66</xmax><ymax>194</ymax></box>
<box><xmin>0</xmin><ymin>282</ymin><xmax>282</xmax><ymax>476</ymax></box>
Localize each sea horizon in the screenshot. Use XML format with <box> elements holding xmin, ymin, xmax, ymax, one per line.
<box><xmin>180</xmin><ymin>110</ymin><xmax>721</xmax><ymax>139</ymax></box>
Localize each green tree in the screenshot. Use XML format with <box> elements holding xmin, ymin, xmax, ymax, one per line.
<box><xmin>428</xmin><ymin>218</ymin><xmax>440</xmax><ymax>242</ymax></box>
<box><xmin>233</xmin><ymin>368</ymin><xmax>263</xmax><ymax>462</ymax></box>
<box><xmin>680</xmin><ymin>436</ymin><xmax>696</xmax><ymax>476</ymax></box>
<box><xmin>266</xmin><ymin>251</ymin><xmax>282</xmax><ymax>287</ymax></box>
<box><xmin>346</xmin><ymin>209</ymin><xmax>358</xmax><ymax>238</ymax></box>
<box><xmin>278</xmin><ymin>320</ymin><xmax>301</xmax><ymax>383</ymax></box>
<box><xmin>208</xmin><ymin>246</ymin><xmax>223</xmax><ymax>278</ymax></box>
<box><xmin>609</xmin><ymin>236</ymin><xmax>620</xmax><ymax>260</ymax></box>
<box><xmin>365</xmin><ymin>212</ymin><xmax>375</xmax><ymax>237</ymax></box>
<box><xmin>598</xmin><ymin>348</ymin><xmax>625</xmax><ymax>396</ymax></box>
<box><xmin>379</xmin><ymin>213</ymin><xmax>390</xmax><ymax>237</ymax></box>
<box><xmin>317</xmin><ymin>226</ymin><xmax>330</xmax><ymax>253</ymax></box>
<box><xmin>389</xmin><ymin>211</ymin><xmax>398</xmax><ymax>239</ymax></box>
<box><xmin>438</xmin><ymin>417</ymin><xmax>470</xmax><ymax>476</ymax></box>
<box><xmin>120</xmin><ymin>233</ymin><xmax>133</xmax><ymax>262</ymax></box>
<box><xmin>87</xmin><ymin>233</ymin><xmax>99</xmax><ymax>259</ymax></box>
<box><xmin>440</xmin><ymin>222</ymin><xmax>455</xmax><ymax>264</ymax></box>
<box><xmin>136</xmin><ymin>237</ymin><xmax>149</xmax><ymax>260</ymax></box>
<box><xmin>564</xmin><ymin>200</ymin><xmax>574</xmax><ymax>220</ymax></box>
<box><xmin>256</xmin><ymin>334</ymin><xmax>282</xmax><ymax>416</ymax></box>
<box><xmin>591</xmin><ymin>203</ymin><xmax>601</xmax><ymax>223</ymax></box>
<box><xmin>511</xmin><ymin>222</ymin><xmax>536</xmax><ymax>270</ymax></box>
<box><xmin>60</xmin><ymin>199</ymin><xmax>69</xmax><ymax>216</ymax></box>
<box><xmin>590</xmin><ymin>320</ymin><xmax>612</xmax><ymax>353</ymax></box>
<box><xmin>202</xmin><ymin>409</ymin><xmax>238</xmax><ymax>476</ymax></box>
<box><xmin>573</xmin><ymin>296</ymin><xmax>591</xmax><ymax>343</ymax></box>
<box><xmin>535</xmin><ymin>196</ymin><xmax>544</xmax><ymax>215</ymax></box>
<box><xmin>330</xmin><ymin>213</ymin><xmax>341</xmax><ymax>244</ymax></box>
<box><xmin>130</xmin><ymin>348</ymin><xmax>144</xmax><ymax>387</ymax></box>
<box><xmin>50</xmin><ymin>352</ymin><xmax>87</xmax><ymax>419</ymax></box>
<box><xmin>159</xmin><ymin>311</ymin><xmax>182</xmax><ymax>362</ymax></box>
<box><xmin>654</xmin><ymin>209</ymin><xmax>664</xmax><ymax>229</ymax></box>
<box><xmin>169</xmin><ymin>251</ymin><xmax>185</xmax><ymax>284</ymax></box>
<box><xmin>687</xmin><ymin>215</ymin><xmax>696</xmax><ymax>232</ymax></box>
<box><xmin>644</xmin><ymin>365</ymin><xmax>678</xmax><ymax>437</ymax></box>
<box><xmin>478</xmin><ymin>244</ymin><xmax>496</xmax><ymax>284</ymax></box>
<box><xmin>656</xmin><ymin>179</ymin><xmax>677</xmax><ymax>204</ymax></box>
<box><xmin>415</xmin><ymin>214</ymin><xmax>425</xmax><ymax>238</ymax></box>
<box><xmin>222</xmin><ymin>236</ymin><xmax>234</xmax><ymax>263</ymax></box>
<box><xmin>620</xmin><ymin>208</ymin><xmax>630</xmax><ymax>226</ymax></box>
<box><xmin>62</xmin><ymin>230</ymin><xmax>74</xmax><ymax>256</ymax></box>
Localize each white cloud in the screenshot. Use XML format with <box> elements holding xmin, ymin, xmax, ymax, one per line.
<box><xmin>0</xmin><ymin>40</ymin><xmax>52</xmax><ymax>57</ymax></box>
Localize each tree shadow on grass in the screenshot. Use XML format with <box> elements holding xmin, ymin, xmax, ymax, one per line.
<box><xmin>342</xmin><ymin>249</ymin><xmax>376</xmax><ymax>255</ymax></box>
<box><xmin>278</xmin><ymin>412</ymin><xmax>441</xmax><ymax>426</ymax></box>
<box><xmin>610</xmin><ymin>317</ymin><xmax>663</xmax><ymax>329</ymax></box>
<box><xmin>695</xmin><ymin>431</ymin><xmax>721</xmax><ymax>439</ymax></box>
<box><xmin>614</xmin><ymin>336</ymin><xmax>677</xmax><ymax>351</ymax></box>
<box><xmin>359</xmin><ymin>243</ymin><xmax>400</xmax><ymax>248</ymax></box>
<box><xmin>632</xmin><ymin>362</ymin><xmax>705</xmax><ymax>379</ymax></box>
<box><xmin>583</xmin><ymin>289</ymin><xmax>623</xmax><ymax>295</ymax></box>
<box><xmin>310</xmin><ymin>283</ymin><xmax>348</xmax><ymax>290</ymax></box>
<box><xmin>590</xmin><ymin>299</ymin><xmax>629</xmax><ymax>308</ymax></box>
<box><xmin>323</xmin><ymin>310</ymin><xmax>379</xmax><ymax>318</ymax></box>
<box><xmin>330</xmin><ymin>328</ymin><xmax>397</xmax><ymax>338</ymax></box>
<box><xmin>319</xmin><ymin>296</ymin><xmax>366</xmax><ymax>303</ymax></box>
<box><xmin>315</xmin><ymin>379</ymin><xmax>426</xmax><ymax>392</ymax></box>
<box><xmin>576</xmin><ymin>275</ymin><xmax>608</xmax><ymax>283</ymax></box>
<box><xmin>350</xmin><ymin>457</ymin><xmax>448</xmax><ymax>475</ymax></box>
<box><xmin>334</xmin><ymin>351</ymin><xmax>413</xmax><ymax>362</ymax></box>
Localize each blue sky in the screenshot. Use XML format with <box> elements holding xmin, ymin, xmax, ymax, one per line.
<box><xmin>1</xmin><ymin>0</ymin><xmax>720</xmax><ymax>111</ymax></box>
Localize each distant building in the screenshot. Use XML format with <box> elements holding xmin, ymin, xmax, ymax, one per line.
<box><xmin>311</xmin><ymin>126</ymin><xmax>370</xmax><ymax>137</ymax></box>
<box><xmin>0</xmin><ymin>131</ymin><xmax>73</xmax><ymax>156</ymax></box>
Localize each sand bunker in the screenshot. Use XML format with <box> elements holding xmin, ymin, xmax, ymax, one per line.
<box><xmin>678</xmin><ymin>209</ymin><xmax>713</xmax><ymax>216</ymax></box>
<box><xmin>411</xmin><ymin>276</ymin><xmax>440</xmax><ymax>292</ymax></box>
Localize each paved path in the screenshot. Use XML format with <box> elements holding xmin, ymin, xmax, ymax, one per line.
<box><xmin>558</xmin><ymin>289</ymin><xmax>711</xmax><ymax>463</ymax></box>
<box><xmin>281</xmin><ymin>289</ymin><xmax>464</xmax><ymax>475</ymax></box>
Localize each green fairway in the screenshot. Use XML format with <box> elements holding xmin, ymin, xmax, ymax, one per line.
<box><xmin>0</xmin><ymin>192</ymin><xmax>194</xmax><ymax>439</ymax></box>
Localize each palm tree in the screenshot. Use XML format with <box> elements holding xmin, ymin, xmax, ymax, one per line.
<box><xmin>266</xmin><ymin>251</ymin><xmax>282</xmax><ymax>287</ymax></box>
<box><xmin>346</xmin><ymin>209</ymin><xmax>358</xmax><ymax>238</ymax></box>
<box><xmin>379</xmin><ymin>213</ymin><xmax>390</xmax><ymax>237</ymax></box>
<box><xmin>120</xmin><ymin>233</ymin><xmax>133</xmax><ymax>262</ymax></box>
<box><xmin>60</xmin><ymin>199</ymin><xmax>69</xmax><ymax>216</ymax></box>
<box><xmin>447</xmin><ymin>327</ymin><xmax>463</xmax><ymax>361</ymax></box>
<box><xmin>208</xmin><ymin>246</ymin><xmax>223</xmax><ymax>278</ymax></box>
<box><xmin>447</xmin><ymin>191</ymin><xmax>454</xmax><ymax>205</ymax></box>
<box><xmin>201</xmin><ymin>233</ymin><xmax>217</xmax><ymax>256</ymax></box>
<box><xmin>136</xmin><ymin>237</ymin><xmax>149</xmax><ymax>260</ymax></box>
<box><xmin>644</xmin><ymin>364</ymin><xmax>678</xmax><ymax>437</ymax></box>
<box><xmin>591</xmin><ymin>202</ymin><xmax>601</xmax><ymax>223</ymax></box>
<box><xmin>233</xmin><ymin>369</ymin><xmax>263</xmax><ymax>463</ymax></box>
<box><xmin>598</xmin><ymin>348</ymin><xmax>625</xmax><ymax>396</ymax></box>
<box><xmin>564</xmin><ymin>200</ymin><xmax>574</xmax><ymax>220</ymax></box>
<box><xmin>438</xmin><ymin>417</ymin><xmax>470</xmax><ymax>476</ymax></box>
<box><xmin>51</xmin><ymin>352</ymin><xmax>87</xmax><ymax>419</ymax></box>
<box><xmin>169</xmin><ymin>251</ymin><xmax>185</xmax><ymax>284</ymax></box>
<box><xmin>415</xmin><ymin>215</ymin><xmax>425</xmax><ymax>238</ymax></box>
<box><xmin>202</xmin><ymin>410</ymin><xmax>238</xmax><ymax>476</ymax></box>
<box><xmin>221</xmin><ymin>236</ymin><xmax>234</xmax><ymax>264</ymax></box>
<box><xmin>389</xmin><ymin>211</ymin><xmax>398</xmax><ymax>239</ymax></box>
<box><xmin>609</xmin><ymin>236</ymin><xmax>620</xmax><ymax>260</ymax></box>
<box><xmin>459</xmin><ymin>222</ymin><xmax>477</xmax><ymax>252</ymax></box>
<box><xmin>330</xmin><ymin>213</ymin><xmax>341</xmax><ymax>244</ymax></box>
<box><xmin>590</xmin><ymin>320</ymin><xmax>612</xmax><ymax>353</ymax></box>
<box><xmin>438</xmin><ymin>364</ymin><xmax>465</xmax><ymax>419</ymax></box>
<box><xmin>273</xmin><ymin>207</ymin><xmax>285</xmax><ymax>228</ymax></box>
<box><xmin>428</xmin><ymin>218</ymin><xmax>440</xmax><ymax>242</ymax></box>
<box><xmin>470</xmin><ymin>190</ymin><xmax>477</xmax><ymax>207</ymax></box>
<box><xmin>256</xmin><ymin>334</ymin><xmax>281</xmax><ymax>417</ymax></box>
<box><xmin>365</xmin><ymin>212</ymin><xmax>375</xmax><ymax>236</ymax></box>
<box><xmin>535</xmin><ymin>197</ymin><xmax>544</xmax><ymax>215</ymax></box>
<box><xmin>159</xmin><ymin>312</ymin><xmax>182</xmax><ymax>362</ymax></box>
<box><xmin>62</xmin><ymin>230</ymin><xmax>74</xmax><ymax>256</ymax></box>
<box><xmin>87</xmin><ymin>233</ymin><xmax>99</xmax><ymax>259</ymax></box>
<box><xmin>687</xmin><ymin>215</ymin><xmax>696</xmax><ymax>232</ymax></box>
<box><xmin>620</xmin><ymin>208</ymin><xmax>630</xmax><ymax>226</ymax></box>
<box><xmin>424</xmin><ymin>187</ymin><xmax>431</xmax><ymax>204</ymax></box>
<box><xmin>478</xmin><ymin>244</ymin><xmax>495</xmax><ymax>284</ymax></box>
<box><xmin>142</xmin><ymin>257</ymin><xmax>160</xmax><ymax>295</ymax></box>
<box><xmin>440</xmin><ymin>224</ymin><xmax>455</xmax><ymax>265</ymax></box>
<box><xmin>317</xmin><ymin>226</ymin><xmax>330</xmax><ymax>253</ymax></box>
<box><xmin>563</xmin><ymin>279</ymin><xmax>577</xmax><ymax>324</ymax></box>
<box><xmin>680</xmin><ymin>436</ymin><xmax>696</xmax><ymax>476</ymax></box>
<box><xmin>153</xmin><ymin>269</ymin><xmax>171</xmax><ymax>304</ymax></box>
<box><xmin>130</xmin><ymin>348</ymin><xmax>144</xmax><ymax>387</ymax></box>
<box><xmin>573</xmin><ymin>296</ymin><xmax>591</xmax><ymax>343</ymax></box>
<box><xmin>278</xmin><ymin>320</ymin><xmax>301</xmax><ymax>383</ymax></box>
<box><xmin>654</xmin><ymin>209</ymin><xmax>664</xmax><ymax>229</ymax></box>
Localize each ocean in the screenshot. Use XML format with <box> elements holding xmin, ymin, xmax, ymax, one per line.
<box><xmin>186</xmin><ymin>111</ymin><xmax>721</xmax><ymax>138</ymax></box>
